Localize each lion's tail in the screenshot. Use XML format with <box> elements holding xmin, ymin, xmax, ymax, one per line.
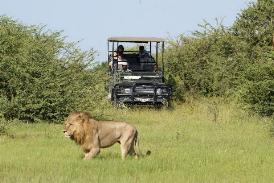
<box><xmin>134</xmin><ymin>131</ymin><xmax>151</xmax><ymax>157</ymax></box>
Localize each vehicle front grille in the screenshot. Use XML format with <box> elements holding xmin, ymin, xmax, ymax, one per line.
<box><xmin>134</xmin><ymin>85</ymin><xmax>155</xmax><ymax>94</ymax></box>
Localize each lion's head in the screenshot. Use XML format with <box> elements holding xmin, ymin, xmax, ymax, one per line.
<box><xmin>63</xmin><ymin>112</ymin><xmax>92</xmax><ymax>144</ymax></box>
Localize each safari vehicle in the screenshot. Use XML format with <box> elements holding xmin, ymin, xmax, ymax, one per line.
<box><xmin>107</xmin><ymin>37</ymin><xmax>172</xmax><ymax>107</ymax></box>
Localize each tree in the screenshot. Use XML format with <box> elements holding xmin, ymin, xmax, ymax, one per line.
<box><xmin>0</xmin><ymin>16</ymin><xmax>99</xmax><ymax>122</ymax></box>
<box><xmin>165</xmin><ymin>0</ymin><xmax>274</xmax><ymax>116</ymax></box>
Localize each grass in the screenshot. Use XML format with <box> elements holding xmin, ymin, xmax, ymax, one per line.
<box><xmin>0</xmin><ymin>99</ymin><xmax>274</xmax><ymax>183</ymax></box>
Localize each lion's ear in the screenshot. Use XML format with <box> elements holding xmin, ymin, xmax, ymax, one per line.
<box><xmin>78</xmin><ymin>113</ymin><xmax>84</xmax><ymax>123</ymax></box>
<box><xmin>79</xmin><ymin>112</ymin><xmax>90</xmax><ymax>124</ymax></box>
<box><xmin>83</xmin><ymin>112</ymin><xmax>92</xmax><ymax>118</ymax></box>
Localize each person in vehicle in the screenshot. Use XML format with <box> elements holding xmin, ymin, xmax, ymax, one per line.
<box><xmin>109</xmin><ymin>45</ymin><xmax>128</xmax><ymax>71</ymax></box>
<box><xmin>138</xmin><ymin>46</ymin><xmax>153</xmax><ymax>71</ymax></box>
<box><xmin>115</xmin><ymin>45</ymin><xmax>128</xmax><ymax>70</ymax></box>
<box><xmin>113</xmin><ymin>45</ymin><xmax>124</xmax><ymax>60</ymax></box>
<box><xmin>138</xmin><ymin>46</ymin><xmax>149</xmax><ymax>59</ymax></box>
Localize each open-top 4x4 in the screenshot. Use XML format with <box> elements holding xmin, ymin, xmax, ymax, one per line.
<box><xmin>107</xmin><ymin>37</ymin><xmax>172</xmax><ymax>107</ymax></box>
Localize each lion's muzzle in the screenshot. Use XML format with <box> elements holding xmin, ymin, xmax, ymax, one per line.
<box><xmin>63</xmin><ymin>130</ymin><xmax>72</xmax><ymax>138</ymax></box>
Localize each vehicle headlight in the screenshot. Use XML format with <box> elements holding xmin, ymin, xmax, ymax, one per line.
<box><xmin>122</xmin><ymin>88</ymin><xmax>132</xmax><ymax>94</ymax></box>
<box><xmin>162</xmin><ymin>88</ymin><xmax>168</xmax><ymax>94</ymax></box>
<box><xmin>156</xmin><ymin>88</ymin><xmax>162</xmax><ymax>95</ymax></box>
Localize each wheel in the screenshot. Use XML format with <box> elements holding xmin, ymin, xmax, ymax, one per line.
<box><xmin>113</xmin><ymin>94</ymin><xmax>126</xmax><ymax>108</ymax></box>
<box><xmin>165</xmin><ymin>99</ymin><xmax>174</xmax><ymax>110</ymax></box>
<box><xmin>157</xmin><ymin>99</ymin><xmax>173</xmax><ymax>110</ymax></box>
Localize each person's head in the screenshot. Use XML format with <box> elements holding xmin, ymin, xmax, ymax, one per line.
<box><xmin>117</xmin><ymin>45</ymin><xmax>124</xmax><ymax>53</ymax></box>
<box><xmin>139</xmin><ymin>46</ymin><xmax>145</xmax><ymax>52</ymax></box>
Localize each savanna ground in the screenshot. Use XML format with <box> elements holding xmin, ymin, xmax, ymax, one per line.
<box><xmin>0</xmin><ymin>99</ymin><xmax>274</xmax><ymax>183</ymax></box>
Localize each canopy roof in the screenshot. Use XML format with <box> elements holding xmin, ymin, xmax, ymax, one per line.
<box><xmin>108</xmin><ymin>36</ymin><xmax>164</xmax><ymax>43</ymax></box>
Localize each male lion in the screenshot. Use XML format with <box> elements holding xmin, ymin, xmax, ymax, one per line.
<box><xmin>63</xmin><ymin>112</ymin><xmax>143</xmax><ymax>160</ymax></box>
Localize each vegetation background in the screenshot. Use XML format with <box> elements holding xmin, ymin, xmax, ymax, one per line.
<box><xmin>0</xmin><ymin>0</ymin><xmax>273</xmax><ymax>182</ymax></box>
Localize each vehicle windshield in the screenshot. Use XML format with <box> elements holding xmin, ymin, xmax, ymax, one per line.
<box><xmin>108</xmin><ymin>38</ymin><xmax>164</xmax><ymax>74</ymax></box>
<box><xmin>124</xmin><ymin>52</ymin><xmax>156</xmax><ymax>72</ymax></box>
<box><xmin>108</xmin><ymin>46</ymin><xmax>158</xmax><ymax>73</ymax></box>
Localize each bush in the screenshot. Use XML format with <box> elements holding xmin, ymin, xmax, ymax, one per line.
<box><xmin>0</xmin><ymin>16</ymin><xmax>102</xmax><ymax>122</ymax></box>
<box><xmin>232</xmin><ymin>0</ymin><xmax>274</xmax><ymax>116</ymax></box>
<box><xmin>166</xmin><ymin>25</ymin><xmax>249</xmax><ymax>98</ymax></box>
<box><xmin>0</xmin><ymin>116</ymin><xmax>9</xmax><ymax>135</ymax></box>
<box><xmin>165</xmin><ymin>0</ymin><xmax>274</xmax><ymax>116</ymax></box>
<box><xmin>239</xmin><ymin>59</ymin><xmax>274</xmax><ymax>116</ymax></box>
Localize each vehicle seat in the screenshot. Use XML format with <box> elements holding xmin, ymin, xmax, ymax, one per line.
<box><xmin>124</xmin><ymin>54</ymin><xmax>141</xmax><ymax>71</ymax></box>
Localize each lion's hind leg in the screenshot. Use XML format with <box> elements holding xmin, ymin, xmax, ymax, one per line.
<box><xmin>120</xmin><ymin>143</ymin><xmax>130</xmax><ymax>160</ymax></box>
<box><xmin>120</xmin><ymin>137</ymin><xmax>135</xmax><ymax>160</ymax></box>
<box><xmin>120</xmin><ymin>128</ymin><xmax>138</xmax><ymax>160</ymax></box>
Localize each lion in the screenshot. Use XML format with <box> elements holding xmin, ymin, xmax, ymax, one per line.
<box><xmin>63</xmin><ymin>112</ymin><xmax>148</xmax><ymax>160</ymax></box>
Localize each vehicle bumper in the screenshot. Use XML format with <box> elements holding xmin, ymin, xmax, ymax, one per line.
<box><xmin>115</xmin><ymin>94</ymin><xmax>170</xmax><ymax>104</ymax></box>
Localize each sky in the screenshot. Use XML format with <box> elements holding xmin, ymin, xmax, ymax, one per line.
<box><xmin>0</xmin><ymin>0</ymin><xmax>252</xmax><ymax>61</ymax></box>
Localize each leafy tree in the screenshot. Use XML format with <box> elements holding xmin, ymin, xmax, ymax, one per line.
<box><xmin>166</xmin><ymin>24</ymin><xmax>248</xmax><ymax>97</ymax></box>
<box><xmin>0</xmin><ymin>16</ymin><xmax>100</xmax><ymax>122</ymax></box>
<box><xmin>233</xmin><ymin>0</ymin><xmax>274</xmax><ymax>48</ymax></box>
<box><xmin>165</xmin><ymin>0</ymin><xmax>274</xmax><ymax>116</ymax></box>
<box><xmin>232</xmin><ymin>0</ymin><xmax>274</xmax><ymax>116</ymax></box>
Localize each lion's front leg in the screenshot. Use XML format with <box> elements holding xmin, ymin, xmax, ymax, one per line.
<box><xmin>84</xmin><ymin>148</ymin><xmax>100</xmax><ymax>160</ymax></box>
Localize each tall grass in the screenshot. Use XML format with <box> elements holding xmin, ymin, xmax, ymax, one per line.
<box><xmin>0</xmin><ymin>99</ymin><xmax>273</xmax><ymax>183</ymax></box>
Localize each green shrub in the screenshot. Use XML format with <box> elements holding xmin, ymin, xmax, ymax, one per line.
<box><xmin>0</xmin><ymin>16</ymin><xmax>103</xmax><ymax>122</ymax></box>
<box><xmin>232</xmin><ymin>0</ymin><xmax>274</xmax><ymax>116</ymax></box>
<box><xmin>239</xmin><ymin>59</ymin><xmax>274</xmax><ymax>116</ymax></box>
<box><xmin>166</xmin><ymin>25</ymin><xmax>248</xmax><ymax>98</ymax></box>
<box><xmin>165</xmin><ymin>0</ymin><xmax>274</xmax><ymax>116</ymax></box>
<box><xmin>0</xmin><ymin>116</ymin><xmax>9</xmax><ymax>135</ymax></box>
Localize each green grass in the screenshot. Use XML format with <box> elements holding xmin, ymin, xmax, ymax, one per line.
<box><xmin>0</xmin><ymin>99</ymin><xmax>274</xmax><ymax>183</ymax></box>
